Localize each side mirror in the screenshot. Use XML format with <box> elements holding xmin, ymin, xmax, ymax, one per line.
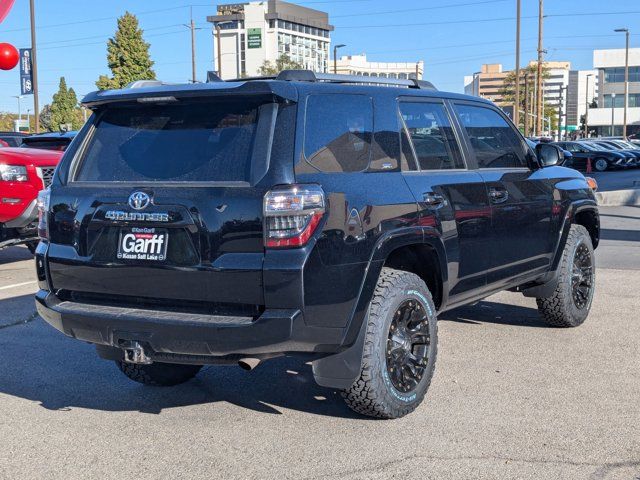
<box><xmin>536</xmin><ymin>143</ymin><xmax>564</xmax><ymax>167</ymax></box>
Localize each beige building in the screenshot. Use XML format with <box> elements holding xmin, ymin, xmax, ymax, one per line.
<box><xmin>334</xmin><ymin>54</ymin><xmax>424</xmax><ymax>80</ymax></box>
<box><xmin>464</xmin><ymin>64</ymin><xmax>511</xmax><ymax>105</ymax></box>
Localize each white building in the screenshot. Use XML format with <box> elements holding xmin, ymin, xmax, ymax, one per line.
<box><xmin>207</xmin><ymin>1</ymin><xmax>333</xmax><ymax>80</ymax></box>
<box><xmin>335</xmin><ymin>54</ymin><xmax>424</xmax><ymax>80</ymax></box>
<box><xmin>586</xmin><ymin>48</ymin><xmax>640</xmax><ymax>136</ymax></box>
<box><xmin>566</xmin><ymin>69</ymin><xmax>598</xmax><ymax>133</ymax></box>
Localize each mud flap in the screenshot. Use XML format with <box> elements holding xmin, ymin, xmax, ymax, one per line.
<box><xmin>312</xmin><ymin>317</ymin><xmax>367</xmax><ymax>390</ymax></box>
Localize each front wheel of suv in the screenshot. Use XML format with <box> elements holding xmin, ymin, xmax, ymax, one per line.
<box><xmin>116</xmin><ymin>361</ymin><xmax>202</xmax><ymax>386</ymax></box>
<box><xmin>342</xmin><ymin>267</ymin><xmax>438</xmax><ymax>419</ymax></box>
<box><xmin>536</xmin><ymin>224</ymin><xmax>595</xmax><ymax>327</ymax></box>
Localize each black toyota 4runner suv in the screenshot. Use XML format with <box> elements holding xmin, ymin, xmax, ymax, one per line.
<box><xmin>34</xmin><ymin>72</ymin><xmax>599</xmax><ymax>419</ymax></box>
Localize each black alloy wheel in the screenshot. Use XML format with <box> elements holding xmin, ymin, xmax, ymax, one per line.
<box><xmin>386</xmin><ymin>299</ymin><xmax>431</xmax><ymax>393</ymax></box>
<box><xmin>571</xmin><ymin>243</ymin><xmax>593</xmax><ymax>310</ymax></box>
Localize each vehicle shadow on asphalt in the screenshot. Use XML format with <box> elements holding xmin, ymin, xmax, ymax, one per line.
<box><xmin>599</xmin><ymin>228</ymin><xmax>640</xmax><ymax>242</ymax></box>
<box><xmin>440</xmin><ymin>300</ymin><xmax>547</xmax><ymax>328</ymax></box>
<box><xmin>0</xmin><ymin>246</ymin><xmax>33</xmax><ymax>265</ymax></box>
<box><xmin>0</xmin><ymin>297</ymin><xmax>546</xmax><ymax>417</ymax></box>
<box><xmin>0</xmin><ymin>314</ymin><xmax>367</xmax><ymax>418</ymax></box>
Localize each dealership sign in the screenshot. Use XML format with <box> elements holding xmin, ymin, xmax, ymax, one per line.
<box><xmin>247</xmin><ymin>28</ymin><xmax>262</xmax><ymax>49</ymax></box>
<box><xmin>19</xmin><ymin>48</ymin><xmax>33</xmax><ymax>95</ymax></box>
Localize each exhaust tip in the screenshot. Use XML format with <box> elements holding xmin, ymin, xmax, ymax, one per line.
<box><xmin>238</xmin><ymin>358</ymin><xmax>260</xmax><ymax>371</ymax></box>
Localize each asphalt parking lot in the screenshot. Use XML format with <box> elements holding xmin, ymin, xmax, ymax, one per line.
<box><xmin>0</xmin><ymin>207</ymin><xmax>638</xmax><ymax>480</ymax></box>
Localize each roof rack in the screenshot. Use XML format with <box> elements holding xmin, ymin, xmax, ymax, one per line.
<box><xmin>222</xmin><ymin>69</ymin><xmax>436</xmax><ymax>90</ymax></box>
<box><xmin>125</xmin><ymin>80</ymin><xmax>175</xmax><ymax>89</ymax></box>
<box><xmin>276</xmin><ymin>70</ymin><xmax>436</xmax><ymax>90</ymax></box>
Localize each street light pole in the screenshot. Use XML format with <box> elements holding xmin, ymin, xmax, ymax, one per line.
<box><xmin>523</xmin><ymin>72</ymin><xmax>530</xmax><ymax>136</ymax></box>
<box><xmin>29</xmin><ymin>0</ymin><xmax>39</xmax><ymax>133</ymax></box>
<box><xmin>535</xmin><ymin>0</ymin><xmax>544</xmax><ymax>136</ymax></box>
<box><xmin>584</xmin><ymin>74</ymin><xmax>593</xmax><ymax>138</ymax></box>
<box><xmin>333</xmin><ymin>44</ymin><xmax>346</xmax><ymax>74</ymax></box>
<box><xmin>614</xmin><ymin>28</ymin><xmax>630</xmax><ymax>139</ymax></box>
<box><xmin>611</xmin><ymin>92</ymin><xmax>616</xmax><ymax>136</ymax></box>
<box><xmin>514</xmin><ymin>0</ymin><xmax>521</xmax><ymax>130</ymax></box>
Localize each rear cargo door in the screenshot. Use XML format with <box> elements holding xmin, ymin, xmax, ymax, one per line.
<box><xmin>46</xmin><ymin>95</ymin><xmax>291</xmax><ymax>312</ymax></box>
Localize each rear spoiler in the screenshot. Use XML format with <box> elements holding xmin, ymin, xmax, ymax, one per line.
<box><xmin>81</xmin><ymin>81</ymin><xmax>298</xmax><ymax>109</ymax></box>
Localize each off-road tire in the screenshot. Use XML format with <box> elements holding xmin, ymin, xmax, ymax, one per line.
<box><xmin>536</xmin><ymin>224</ymin><xmax>595</xmax><ymax>327</ymax></box>
<box><xmin>342</xmin><ymin>267</ymin><xmax>438</xmax><ymax>419</ymax></box>
<box><xmin>116</xmin><ymin>361</ymin><xmax>202</xmax><ymax>386</ymax></box>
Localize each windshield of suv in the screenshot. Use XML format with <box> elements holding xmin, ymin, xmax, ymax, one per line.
<box><xmin>75</xmin><ymin>98</ymin><xmax>265</xmax><ymax>182</ymax></box>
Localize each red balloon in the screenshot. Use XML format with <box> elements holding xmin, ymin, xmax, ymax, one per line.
<box><xmin>0</xmin><ymin>42</ymin><xmax>19</xmax><ymax>70</ymax></box>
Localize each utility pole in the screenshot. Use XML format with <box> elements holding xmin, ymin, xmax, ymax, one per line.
<box><xmin>611</xmin><ymin>93</ymin><xmax>616</xmax><ymax>136</ymax></box>
<box><xmin>615</xmin><ymin>28</ymin><xmax>630</xmax><ymax>138</ymax></box>
<box><xmin>215</xmin><ymin>24</ymin><xmax>222</xmax><ymax>78</ymax></box>
<box><xmin>415</xmin><ymin>62</ymin><xmax>420</xmax><ymax>80</ymax></box>
<box><xmin>29</xmin><ymin>0</ymin><xmax>39</xmax><ymax>133</ymax></box>
<box><xmin>524</xmin><ymin>72</ymin><xmax>530</xmax><ymax>137</ymax></box>
<box><xmin>514</xmin><ymin>0</ymin><xmax>521</xmax><ymax>131</ymax></box>
<box><xmin>190</xmin><ymin>7</ymin><xmax>197</xmax><ymax>83</ymax></box>
<box><xmin>536</xmin><ymin>0</ymin><xmax>544</xmax><ymax>136</ymax></box>
<box><xmin>333</xmin><ymin>44</ymin><xmax>346</xmax><ymax>74</ymax></box>
<box><xmin>584</xmin><ymin>73</ymin><xmax>593</xmax><ymax>138</ymax></box>
<box><xmin>557</xmin><ymin>85</ymin><xmax>566</xmax><ymax>141</ymax></box>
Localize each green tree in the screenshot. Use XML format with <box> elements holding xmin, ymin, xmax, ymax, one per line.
<box><xmin>96</xmin><ymin>12</ymin><xmax>155</xmax><ymax>90</ymax></box>
<box><xmin>39</xmin><ymin>104</ymin><xmax>53</xmax><ymax>132</ymax></box>
<box><xmin>50</xmin><ymin>77</ymin><xmax>82</xmax><ymax>131</ymax></box>
<box><xmin>258</xmin><ymin>54</ymin><xmax>304</xmax><ymax>76</ymax></box>
<box><xmin>499</xmin><ymin>63</ymin><xmax>558</xmax><ymax>133</ymax></box>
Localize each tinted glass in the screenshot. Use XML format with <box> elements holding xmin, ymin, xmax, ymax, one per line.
<box><xmin>399</xmin><ymin>102</ymin><xmax>464</xmax><ymax>170</ymax></box>
<box><xmin>455</xmin><ymin>104</ymin><xmax>526</xmax><ymax>168</ymax></box>
<box><xmin>304</xmin><ymin>94</ymin><xmax>373</xmax><ymax>172</ymax></box>
<box><xmin>76</xmin><ymin>99</ymin><xmax>263</xmax><ymax>182</ymax></box>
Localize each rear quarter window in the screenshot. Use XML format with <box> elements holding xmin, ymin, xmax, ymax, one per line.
<box><xmin>74</xmin><ymin>98</ymin><xmax>264</xmax><ymax>182</ymax></box>
<box><xmin>302</xmin><ymin>94</ymin><xmax>373</xmax><ymax>173</ymax></box>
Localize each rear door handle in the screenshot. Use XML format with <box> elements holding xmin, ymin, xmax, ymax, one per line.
<box><xmin>489</xmin><ymin>187</ymin><xmax>509</xmax><ymax>204</ymax></box>
<box><xmin>423</xmin><ymin>192</ymin><xmax>446</xmax><ymax>208</ymax></box>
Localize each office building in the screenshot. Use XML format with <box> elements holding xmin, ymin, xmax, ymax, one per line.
<box><xmin>334</xmin><ymin>54</ymin><xmax>424</xmax><ymax>79</ymax></box>
<box><xmin>565</xmin><ymin>69</ymin><xmax>598</xmax><ymax>133</ymax></box>
<box><xmin>207</xmin><ymin>1</ymin><xmax>333</xmax><ymax>79</ymax></box>
<box><xmin>463</xmin><ymin>64</ymin><xmax>511</xmax><ymax>105</ymax></box>
<box><xmin>584</xmin><ymin>48</ymin><xmax>640</xmax><ymax>136</ymax></box>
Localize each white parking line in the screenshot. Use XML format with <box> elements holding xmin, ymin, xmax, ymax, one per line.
<box><xmin>0</xmin><ymin>281</ymin><xmax>37</xmax><ymax>291</ymax></box>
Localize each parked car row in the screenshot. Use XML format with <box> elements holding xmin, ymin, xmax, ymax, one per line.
<box><xmin>0</xmin><ymin>133</ymin><xmax>70</xmax><ymax>251</ymax></box>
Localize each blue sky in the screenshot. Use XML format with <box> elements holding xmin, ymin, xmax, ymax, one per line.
<box><xmin>0</xmin><ymin>0</ymin><xmax>638</xmax><ymax>114</ymax></box>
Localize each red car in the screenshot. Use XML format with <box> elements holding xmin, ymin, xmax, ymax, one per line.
<box><xmin>0</xmin><ymin>147</ymin><xmax>62</xmax><ymax>252</ymax></box>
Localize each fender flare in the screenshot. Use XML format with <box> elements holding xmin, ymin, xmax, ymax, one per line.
<box><xmin>522</xmin><ymin>199</ymin><xmax>599</xmax><ymax>298</ymax></box>
<box><xmin>312</xmin><ymin>226</ymin><xmax>446</xmax><ymax>389</ymax></box>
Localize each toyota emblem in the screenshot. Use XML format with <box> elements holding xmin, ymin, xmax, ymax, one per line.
<box><xmin>128</xmin><ymin>191</ymin><xmax>151</xmax><ymax>210</ymax></box>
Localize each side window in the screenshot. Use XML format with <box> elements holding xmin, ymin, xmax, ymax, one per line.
<box><xmin>565</xmin><ymin>143</ymin><xmax>579</xmax><ymax>153</ymax></box>
<box><xmin>399</xmin><ymin>101</ymin><xmax>464</xmax><ymax>170</ymax></box>
<box><xmin>455</xmin><ymin>104</ymin><xmax>527</xmax><ymax>169</ymax></box>
<box><xmin>303</xmin><ymin>94</ymin><xmax>373</xmax><ymax>173</ymax></box>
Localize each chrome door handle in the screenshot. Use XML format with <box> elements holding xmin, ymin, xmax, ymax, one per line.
<box><xmin>423</xmin><ymin>192</ymin><xmax>445</xmax><ymax>207</ymax></box>
<box><xmin>489</xmin><ymin>187</ymin><xmax>509</xmax><ymax>204</ymax></box>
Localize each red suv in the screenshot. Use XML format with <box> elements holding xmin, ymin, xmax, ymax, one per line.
<box><xmin>0</xmin><ymin>147</ymin><xmax>62</xmax><ymax>251</ymax></box>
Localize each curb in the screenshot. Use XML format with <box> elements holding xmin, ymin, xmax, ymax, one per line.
<box><xmin>596</xmin><ymin>189</ymin><xmax>640</xmax><ymax>207</ymax></box>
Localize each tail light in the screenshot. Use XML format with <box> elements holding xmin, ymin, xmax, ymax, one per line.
<box><xmin>37</xmin><ymin>189</ymin><xmax>50</xmax><ymax>240</ymax></box>
<box><xmin>263</xmin><ymin>184</ymin><xmax>325</xmax><ymax>248</ymax></box>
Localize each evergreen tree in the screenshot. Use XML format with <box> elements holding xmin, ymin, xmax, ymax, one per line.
<box><xmin>96</xmin><ymin>12</ymin><xmax>155</xmax><ymax>90</ymax></box>
<box><xmin>39</xmin><ymin>103</ymin><xmax>53</xmax><ymax>132</ymax></box>
<box><xmin>50</xmin><ymin>77</ymin><xmax>81</xmax><ymax>131</ymax></box>
<box><xmin>258</xmin><ymin>54</ymin><xmax>304</xmax><ymax>76</ymax></box>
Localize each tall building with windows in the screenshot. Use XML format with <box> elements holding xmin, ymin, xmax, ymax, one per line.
<box><xmin>584</xmin><ymin>48</ymin><xmax>640</xmax><ymax>136</ymax></box>
<box><xmin>207</xmin><ymin>1</ymin><xmax>333</xmax><ymax>80</ymax></box>
<box><xmin>334</xmin><ymin>54</ymin><xmax>424</xmax><ymax>80</ymax></box>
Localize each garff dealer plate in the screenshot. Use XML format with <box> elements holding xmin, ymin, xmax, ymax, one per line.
<box><xmin>117</xmin><ymin>227</ymin><xmax>168</xmax><ymax>262</ymax></box>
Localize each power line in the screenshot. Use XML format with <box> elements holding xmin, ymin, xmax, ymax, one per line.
<box><xmin>331</xmin><ymin>0</ymin><xmax>508</xmax><ymax>19</ymax></box>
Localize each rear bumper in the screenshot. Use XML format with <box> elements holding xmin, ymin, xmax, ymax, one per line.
<box><xmin>35</xmin><ymin>289</ymin><xmax>344</xmax><ymax>359</ymax></box>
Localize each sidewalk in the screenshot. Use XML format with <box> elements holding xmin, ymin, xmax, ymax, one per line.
<box><xmin>589</xmin><ymin>170</ymin><xmax>640</xmax><ymax>206</ymax></box>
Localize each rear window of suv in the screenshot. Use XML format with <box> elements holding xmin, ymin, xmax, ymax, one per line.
<box><xmin>75</xmin><ymin>98</ymin><xmax>264</xmax><ymax>182</ymax></box>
